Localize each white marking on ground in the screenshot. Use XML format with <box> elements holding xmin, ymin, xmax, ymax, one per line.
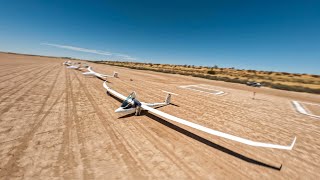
<box><xmin>299</xmin><ymin>101</ymin><xmax>320</xmax><ymax>106</ymax></box>
<box><xmin>292</xmin><ymin>101</ymin><xmax>320</xmax><ymax>119</ymax></box>
<box><xmin>179</xmin><ymin>84</ymin><xmax>226</xmax><ymax>96</ymax></box>
<box><xmin>161</xmin><ymin>90</ymin><xmax>179</xmax><ymax>96</ymax></box>
<box><xmin>197</xmin><ymin>84</ymin><xmax>228</xmax><ymax>96</ymax></box>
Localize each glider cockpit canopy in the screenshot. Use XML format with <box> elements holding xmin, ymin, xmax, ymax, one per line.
<box><xmin>121</xmin><ymin>92</ymin><xmax>141</xmax><ymax>109</ymax></box>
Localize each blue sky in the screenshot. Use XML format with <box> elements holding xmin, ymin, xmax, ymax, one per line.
<box><xmin>0</xmin><ymin>0</ymin><xmax>319</xmax><ymax>74</ymax></box>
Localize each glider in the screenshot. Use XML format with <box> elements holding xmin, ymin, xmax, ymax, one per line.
<box><xmin>103</xmin><ymin>81</ymin><xmax>296</xmax><ymax>150</ymax></box>
<box><xmin>67</xmin><ymin>65</ymin><xmax>80</xmax><ymax>69</ymax></box>
<box><xmin>63</xmin><ymin>61</ymin><xmax>72</xmax><ymax>66</ymax></box>
<box><xmin>67</xmin><ymin>63</ymin><xmax>89</xmax><ymax>70</ymax></box>
<box><xmin>83</xmin><ymin>66</ymin><xmax>118</xmax><ymax>79</ymax></box>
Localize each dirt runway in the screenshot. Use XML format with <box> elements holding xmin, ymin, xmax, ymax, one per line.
<box><xmin>0</xmin><ymin>53</ymin><xmax>320</xmax><ymax>179</ymax></box>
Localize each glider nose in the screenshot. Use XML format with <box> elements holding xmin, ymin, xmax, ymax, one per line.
<box><xmin>115</xmin><ymin>107</ymin><xmax>124</xmax><ymax>113</ymax></box>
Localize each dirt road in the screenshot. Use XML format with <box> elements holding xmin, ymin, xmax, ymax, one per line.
<box><xmin>0</xmin><ymin>53</ymin><xmax>320</xmax><ymax>179</ymax></box>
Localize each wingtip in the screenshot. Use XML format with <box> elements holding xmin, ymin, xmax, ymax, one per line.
<box><xmin>103</xmin><ymin>81</ymin><xmax>109</xmax><ymax>89</ymax></box>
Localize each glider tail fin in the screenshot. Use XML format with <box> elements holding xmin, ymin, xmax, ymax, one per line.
<box><xmin>113</xmin><ymin>72</ymin><xmax>119</xmax><ymax>78</ymax></box>
<box><xmin>165</xmin><ymin>94</ymin><xmax>171</xmax><ymax>104</ymax></box>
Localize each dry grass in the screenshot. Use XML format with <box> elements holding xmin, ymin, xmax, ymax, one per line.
<box><xmin>97</xmin><ymin>61</ymin><xmax>320</xmax><ymax>94</ymax></box>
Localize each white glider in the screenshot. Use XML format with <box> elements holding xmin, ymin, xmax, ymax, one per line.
<box><xmin>65</xmin><ymin>62</ymin><xmax>89</xmax><ymax>70</ymax></box>
<box><xmin>67</xmin><ymin>65</ymin><xmax>80</xmax><ymax>69</ymax></box>
<box><xmin>103</xmin><ymin>81</ymin><xmax>296</xmax><ymax>150</ymax></box>
<box><xmin>83</xmin><ymin>66</ymin><xmax>118</xmax><ymax>79</ymax></box>
<box><xmin>63</xmin><ymin>61</ymin><xmax>72</xmax><ymax>66</ymax></box>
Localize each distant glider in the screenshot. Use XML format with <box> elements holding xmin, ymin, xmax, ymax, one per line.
<box><xmin>67</xmin><ymin>64</ymin><xmax>80</xmax><ymax>69</ymax></box>
<box><xmin>103</xmin><ymin>81</ymin><xmax>296</xmax><ymax>150</ymax></box>
<box><xmin>67</xmin><ymin>62</ymin><xmax>89</xmax><ymax>70</ymax></box>
<box><xmin>63</xmin><ymin>61</ymin><xmax>72</xmax><ymax>66</ymax></box>
<box><xmin>83</xmin><ymin>66</ymin><xmax>118</xmax><ymax>79</ymax></box>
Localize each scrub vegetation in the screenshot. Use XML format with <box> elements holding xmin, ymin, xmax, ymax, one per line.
<box><xmin>94</xmin><ymin>61</ymin><xmax>320</xmax><ymax>94</ymax></box>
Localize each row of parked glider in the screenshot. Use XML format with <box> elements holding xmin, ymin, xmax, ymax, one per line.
<box><xmin>63</xmin><ymin>61</ymin><xmax>296</xmax><ymax>151</ymax></box>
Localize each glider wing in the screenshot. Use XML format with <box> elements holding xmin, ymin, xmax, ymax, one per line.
<box><xmin>141</xmin><ymin>104</ymin><xmax>296</xmax><ymax>150</ymax></box>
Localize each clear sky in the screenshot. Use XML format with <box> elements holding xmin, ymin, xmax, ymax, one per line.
<box><xmin>0</xmin><ymin>0</ymin><xmax>319</xmax><ymax>74</ymax></box>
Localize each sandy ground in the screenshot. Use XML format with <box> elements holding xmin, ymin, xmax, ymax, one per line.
<box><xmin>0</xmin><ymin>53</ymin><xmax>320</xmax><ymax>179</ymax></box>
<box><xmin>303</xmin><ymin>104</ymin><xmax>320</xmax><ymax>116</ymax></box>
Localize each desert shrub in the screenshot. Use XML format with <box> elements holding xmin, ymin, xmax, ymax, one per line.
<box><xmin>265</xmin><ymin>71</ymin><xmax>273</xmax><ymax>75</ymax></box>
<box><xmin>92</xmin><ymin>61</ymin><xmax>106</xmax><ymax>64</ymax></box>
<box><xmin>294</xmin><ymin>79</ymin><xmax>307</xmax><ymax>83</ymax></box>
<box><xmin>281</xmin><ymin>72</ymin><xmax>290</xmax><ymax>75</ymax></box>
<box><xmin>207</xmin><ymin>70</ymin><xmax>216</xmax><ymax>75</ymax></box>
<box><xmin>103</xmin><ymin>62</ymin><xmax>320</xmax><ymax>94</ymax></box>
<box><xmin>311</xmin><ymin>74</ymin><xmax>320</xmax><ymax>78</ymax></box>
<box><xmin>247</xmin><ymin>70</ymin><xmax>257</xmax><ymax>73</ymax></box>
<box><xmin>270</xmin><ymin>83</ymin><xmax>320</xmax><ymax>94</ymax></box>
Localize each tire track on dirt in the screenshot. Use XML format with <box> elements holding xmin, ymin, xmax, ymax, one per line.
<box><xmin>54</xmin><ymin>68</ymin><xmax>92</xmax><ymax>179</ymax></box>
<box><xmin>0</xmin><ymin>65</ymin><xmax>48</xmax><ymax>84</ymax></box>
<box><xmin>54</xmin><ymin>68</ymin><xmax>74</xmax><ymax>178</ymax></box>
<box><xmin>0</xmin><ymin>65</ymin><xmax>58</xmax><ymax>116</ymax></box>
<box><xmin>0</xmin><ymin>64</ymin><xmax>51</xmax><ymax>93</ymax></box>
<box><xmin>72</xmin><ymin>71</ymin><xmax>150</xmax><ymax>178</ymax></box>
<box><xmin>0</xmin><ymin>64</ymin><xmax>55</xmax><ymax>98</ymax></box>
<box><xmin>67</xmin><ymin>69</ymin><xmax>92</xmax><ymax>179</ymax></box>
<box><xmin>0</xmin><ymin>64</ymin><xmax>47</xmax><ymax>82</ymax></box>
<box><xmin>0</xmin><ymin>94</ymin><xmax>64</xmax><ymax>178</ymax></box>
<box><xmin>0</xmin><ymin>63</ymin><xmax>41</xmax><ymax>74</ymax></box>
<box><xmin>0</xmin><ymin>64</ymin><xmax>37</xmax><ymax>76</ymax></box>
<box><xmin>0</xmin><ymin>63</ymin><xmax>42</xmax><ymax>75</ymax></box>
<box><xmin>0</xmin><ymin>66</ymin><xmax>64</xmax><ymax>178</ymax></box>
